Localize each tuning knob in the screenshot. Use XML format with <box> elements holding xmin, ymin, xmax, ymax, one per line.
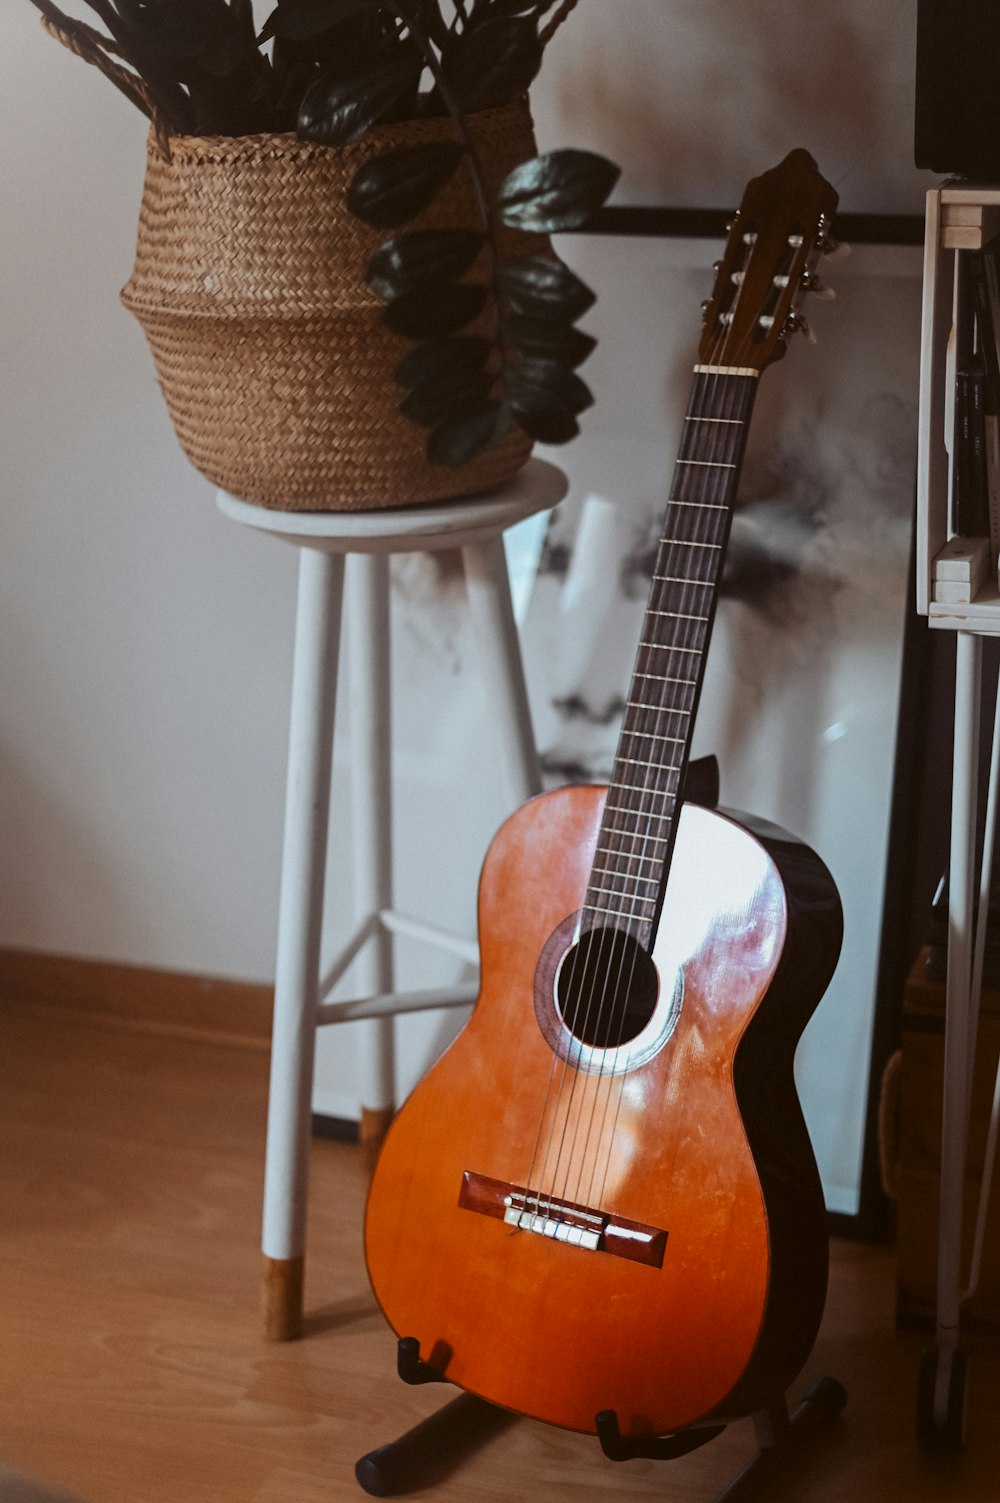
<box><xmin>801</xmin><ymin>270</ymin><xmax>836</xmax><ymax>300</ymax></box>
<box><xmin>783</xmin><ymin>309</ymin><xmax>818</xmax><ymax>344</ymax></box>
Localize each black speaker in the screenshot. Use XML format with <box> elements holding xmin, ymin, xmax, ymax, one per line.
<box><xmin>915</xmin><ymin>0</ymin><xmax>1000</xmax><ymax>180</ymax></box>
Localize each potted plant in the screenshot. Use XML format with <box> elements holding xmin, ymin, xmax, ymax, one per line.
<box><xmin>29</xmin><ymin>0</ymin><xmax>619</xmax><ymax>509</ymax></box>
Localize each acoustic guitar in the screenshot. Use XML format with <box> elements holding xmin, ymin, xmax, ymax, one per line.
<box><xmin>365</xmin><ymin>149</ymin><xmax>844</xmax><ymax>1442</ymax></box>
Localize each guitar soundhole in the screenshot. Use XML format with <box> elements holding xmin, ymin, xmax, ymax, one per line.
<box><xmin>555</xmin><ymin>926</ymin><xmax>659</xmax><ymax>1049</ymax></box>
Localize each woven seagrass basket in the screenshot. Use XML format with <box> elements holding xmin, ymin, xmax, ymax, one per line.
<box><xmin>121</xmin><ymin>103</ymin><xmax>538</xmax><ymax>511</ymax></box>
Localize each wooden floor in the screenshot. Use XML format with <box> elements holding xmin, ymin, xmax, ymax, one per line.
<box><xmin>2</xmin><ymin>1001</ymin><xmax>1000</xmax><ymax>1503</ymax></box>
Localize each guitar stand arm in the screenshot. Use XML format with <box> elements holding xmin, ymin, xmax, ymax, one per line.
<box><xmin>396</xmin><ymin>1335</ymin><xmax>448</xmax><ymax>1386</ymax></box>
<box><xmin>596</xmin><ymin>1410</ymin><xmax>725</xmax><ymax>1461</ymax></box>
<box><xmin>358</xmin><ymin>1354</ymin><xmax>846</xmax><ymax>1499</ymax></box>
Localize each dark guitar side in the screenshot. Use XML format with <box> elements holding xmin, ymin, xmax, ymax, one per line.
<box><xmin>364</xmin><ymin>784</ymin><xmax>842</xmax><ymax>1437</ymax></box>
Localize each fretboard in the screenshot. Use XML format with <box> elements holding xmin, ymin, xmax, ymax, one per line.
<box><xmin>582</xmin><ymin>368</ymin><xmax>758</xmax><ymax>949</ymax></box>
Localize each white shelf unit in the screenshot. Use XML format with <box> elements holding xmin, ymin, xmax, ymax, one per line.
<box><xmin>916</xmin><ymin>182</ymin><xmax>1000</xmax><ymax>1450</ymax></box>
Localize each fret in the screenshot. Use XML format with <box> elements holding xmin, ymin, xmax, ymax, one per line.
<box><xmin>604</xmin><ymin>802</ymin><xmax>677</xmax><ymax>824</ymax></box>
<box><xmin>640</xmin><ymin>637</ymin><xmax>700</xmax><ymax>655</ymax></box>
<box><xmin>675</xmin><ymin>458</ymin><xmax>737</xmax><ymax>469</ymax></box>
<box><xmin>628</xmin><ymin>697</ymin><xmax>691</xmax><ymax>715</ymax></box>
<box><xmin>641</xmin><ymin>611</ymin><xmax>708</xmax><ymax>629</ymax></box>
<box><xmin>634</xmin><ymin>672</ymin><xmax>695</xmax><ymax>689</ymax></box>
<box><xmin>586</xmin><ymin>366</ymin><xmax>757</xmax><ymax>937</ymax></box>
<box><xmin>616</xmin><ymin>756</ymin><xmax>682</xmax><ymax>772</ymax></box>
<box><xmin>646</xmin><ymin>602</ymin><xmax>713</xmax><ymax>616</ymax></box>
<box><xmin>648</xmin><ymin>598</ymin><xmax>712</xmax><ymax>614</ymax></box>
<box><xmin>590</xmin><ymin>863</ymin><xmax>660</xmax><ymax>886</ymax></box>
<box><xmin>600</xmin><ymin>831</ymin><xmax>670</xmax><ymax>850</ymax></box>
<box><xmin>607</xmin><ymin>775</ymin><xmax>679</xmax><ymax>799</ymax></box>
<box><xmin>580</xmin><ymin>889</ymin><xmax>658</xmax><ymax>913</ymax></box>
<box><xmin>635</xmin><ymin>673</ymin><xmax>697</xmax><ymax>691</ymax></box>
<box><xmin>652</xmin><ymin>560</ymin><xmax>717</xmax><ymax>586</ymax></box>
<box><xmin>621</xmin><ymin>729</ymin><xmax>685</xmax><ymax>745</ymax></box>
<box><xmin>684</xmin><ymin>415</ymin><xmax>743</xmax><ymax>425</ymax></box>
<box><xmin>627</xmin><ymin>698</ymin><xmax>687</xmax><ymax>713</ymax></box>
<box><xmin>594</xmin><ymin>843</ymin><xmax>663</xmax><ymax>865</ymax></box>
<box><xmin>603</xmin><ymin>803</ymin><xmax>675</xmax><ymax>825</ymax></box>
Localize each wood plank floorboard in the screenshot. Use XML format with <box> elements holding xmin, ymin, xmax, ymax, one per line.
<box><xmin>1</xmin><ymin>999</ymin><xmax>999</xmax><ymax>1501</ymax></box>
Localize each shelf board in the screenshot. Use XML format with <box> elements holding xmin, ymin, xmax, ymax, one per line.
<box><xmin>929</xmin><ymin>577</ymin><xmax>1000</xmax><ymax>633</ymax></box>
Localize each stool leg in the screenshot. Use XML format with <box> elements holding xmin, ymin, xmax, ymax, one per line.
<box><xmin>262</xmin><ymin>546</ymin><xmax>344</xmax><ymax>1341</ymax></box>
<box><xmin>461</xmin><ymin>533</ymin><xmax>542</xmax><ymax>805</ymax></box>
<box><xmin>347</xmin><ymin>553</ymin><xmax>396</xmax><ymax>1171</ymax></box>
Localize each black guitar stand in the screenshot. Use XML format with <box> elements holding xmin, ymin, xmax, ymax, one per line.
<box><xmin>355</xmin><ymin>1337</ymin><xmax>847</xmax><ymax>1498</ymax></box>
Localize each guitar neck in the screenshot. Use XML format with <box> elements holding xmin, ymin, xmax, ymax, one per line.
<box><xmin>584</xmin><ymin>367</ymin><xmax>759</xmax><ymax>949</ymax></box>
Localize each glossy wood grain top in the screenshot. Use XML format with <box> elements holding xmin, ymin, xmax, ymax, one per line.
<box><xmin>365</xmin><ymin>786</ymin><xmax>815</xmax><ymax>1436</ymax></box>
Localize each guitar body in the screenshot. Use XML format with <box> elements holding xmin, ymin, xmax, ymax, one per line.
<box><xmin>365</xmin><ymin>784</ymin><xmax>842</xmax><ymax>1437</ymax></box>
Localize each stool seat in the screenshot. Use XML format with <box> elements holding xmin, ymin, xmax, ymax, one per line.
<box><xmin>218</xmin><ymin>457</ymin><xmax>567</xmax><ymax>1342</ymax></box>
<box><xmin>216</xmin><ymin>457</ymin><xmax>568</xmax><ymax>553</ymax></box>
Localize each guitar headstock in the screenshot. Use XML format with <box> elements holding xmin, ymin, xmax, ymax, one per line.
<box><xmin>698</xmin><ymin>149</ymin><xmax>839</xmax><ymax>373</ymax></box>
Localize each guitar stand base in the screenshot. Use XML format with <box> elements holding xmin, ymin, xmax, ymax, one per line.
<box><xmin>354</xmin><ymin>1339</ymin><xmax>847</xmax><ymax>1499</ymax></box>
<box><xmin>597</xmin><ymin>1376</ymin><xmax>847</xmax><ymax>1500</ymax></box>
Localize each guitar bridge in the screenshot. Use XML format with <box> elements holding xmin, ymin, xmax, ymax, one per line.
<box><xmin>459</xmin><ymin>1171</ymin><xmax>667</xmax><ymax>1268</ymax></box>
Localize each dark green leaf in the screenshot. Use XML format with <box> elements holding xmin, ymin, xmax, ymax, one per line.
<box><xmin>401</xmin><ymin>369</ymin><xmax>494</xmax><ymax>428</ymax></box>
<box><xmin>395</xmin><ymin>336</ymin><xmax>493</xmax><ymax>392</ymax></box>
<box><xmin>116</xmin><ymin>0</ymin><xmax>215</xmax><ymax>60</ymax></box>
<box><xmin>298</xmin><ymin>47</ymin><xmax>421</xmax><ymax>145</ymax></box>
<box><xmin>497</xmin><ymin>255</ymin><xmax>596</xmax><ymax>321</ymax></box>
<box><xmin>398</xmin><ymin>335</ymin><xmax>495</xmax><ymax>427</ymax></box>
<box><xmin>504</xmin><ymin>354</ymin><xmax>591</xmax><ymax>443</ymax></box>
<box><xmin>383</xmin><ymin>283</ymin><xmax>490</xmax><ymax>339</ymax></box>
<box><xmin>258</xmin><ymin>0</ymin><xmax>369</xmax><ymax>44</ymax></box>
<box><xmin>505</xmin><ymin>356</ymin><xmax>594</xmax><ymax>415</ymax></box>
<box><xmin>506</xmin><ymin>399</ymin><xmax>578</xmax><ymax>444</ymax></box>
<box><xmin>503</xmin><ymin>315</ymin><xmax>596</xmax><ymax>367</ymax></box>
<box><xmin>495</xmin><ymin>150</ymin><xmax>621</xmax><ymax>233</ymax></box>
<box><xmin>428</xmin><ymin>401</ymin><xmax>512</xmax><ymax>465</ymax></box>
<box><xmin>347</xmin><ymin>141</ymin><xmax>466</xmax><ymax>228</ymax></box>
<box><xmin>441</xmin><ymin>17</ymin><xmax>542</xmax><ymax>112</ymax></box>
<box><xmin>198</xmin><ymin>22</ymin><xmax>261</xmax><ymax>79</ymax></box>
<box><xmin>366</xmin><ymin>229</ymin><xmax>486</xmax><ymax>300</ymax></box>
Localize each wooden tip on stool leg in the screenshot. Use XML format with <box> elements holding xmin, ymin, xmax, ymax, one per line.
<box><xmin>262</xmin><ymin>1254</ymin><xmax>305</xmax><ymax>1341</ymax></box>
<box><xmin>359</xmin><ymin>1104</ymin><xmax>395</xmax><ymax>1176</ymax></box>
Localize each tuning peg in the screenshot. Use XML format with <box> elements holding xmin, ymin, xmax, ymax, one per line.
<box><xmin>801</xmin><ymin>271</ymin><xmax>836</xmax><ymax>300</ymax></box>
<box><xmin>783</xmin><ymin>310</ymin><xmax>818</xmax><ymax>344</ymax></box>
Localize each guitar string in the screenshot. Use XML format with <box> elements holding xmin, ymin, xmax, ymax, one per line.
<box><xmin>558</xmin><ymin>365</ymin><xmax>738</xmax><ymax>1210</ymax></box>
<box><xmin>566</xmin><ymin>351</ymin><xmax>747</xmax><ymax>1215</ymax></box>
<box><xmin>537</xmin><ymin>296</ymin><xmax>745</xmax><ymax>1220</ymax></box>
<box><xmin>551</xmin><ymin>243</ymin><xmax>765</xmax><ymax>1217</ymax></box>
<box><xmin>526</xmin><ymin>302</ymin><xmax>739</xmax><ymax>1224</ymax></box>
<box><xmin>582</xmin><ymin>230</ymin><xmax>805</xmax><ymax>1219</ymax></box>
<box><xmin>520</xmin><ymin>222</ymin><xmax>763</xmax><ymax>1230</ymax></box>
<box><xmin>581</xmin><ymin>243</ymin><xmax>773</xmax><ymax>1217</ymax></box>
<box><xmin>517</xmin><ymin>197</ymin><xmax>826</xmax><ymax>1232</ymax></box>
<box><xmin>544</xmin><ymin>205</ymin><xmax>828</xmax><ymax>1227</ymax></box>
<box><xmin>587</xmin><ymin>367</ymin><xmax>753</xmax><ymax>1217</ymax></box>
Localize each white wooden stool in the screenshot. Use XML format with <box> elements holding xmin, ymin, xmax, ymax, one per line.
<box><xmin>216</xmin><ymin>458</ymin><xmax>568</xmax><ymax>1340</ymax></box>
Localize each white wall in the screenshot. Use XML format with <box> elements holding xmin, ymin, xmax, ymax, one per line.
<box><xmin>1</xmin><ymin>4</ymin><xmax>931</xmax><ymax>1134</ymax></box>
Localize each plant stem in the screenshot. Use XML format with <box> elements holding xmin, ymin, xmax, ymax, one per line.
<box><xmin>380</xmin><ymin>1</ymin><xmax>494</xmax><ymax>242</ymax></box>
<box><xmin>539</xmin><ymin>0</ymin><xmax>582</xmax><ymax>47</ymax></box>
<box><xmin>379</xmin><ymin>0</ymin><xmax>512</xmax><ymax>391</ymax></box>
